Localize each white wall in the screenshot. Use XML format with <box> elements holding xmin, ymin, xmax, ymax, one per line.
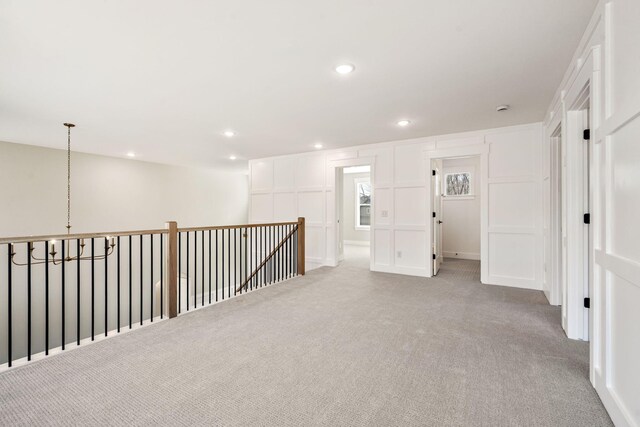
<box><xmin>249</xmin><ymin>122</ymin><xmax>543</xmax><ymax>289</ymax></box>
<box><xmin>442</xmin><ymin>157</ymin><xmax>480</xmax><ymax>260</ymax></box>
<box><xmin>342</xmin><ymin>172</ymin><xmax>370</xmax><ymax>244</ymax></box>
<box><xmin>0</xmin><ymin>140</ymin><xmax>248</xmax><ymax>236</ymax></box>
<box><xmin>543</xmin><ymin>1</ymin><xmax>640</xmax><ymax>424</ymax></box>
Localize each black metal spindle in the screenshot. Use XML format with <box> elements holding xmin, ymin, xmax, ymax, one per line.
<box><xmin>150</xmin><ymin>234</ymin><xmax>154</xmax><ymax>322</ymax></box>
<box><xmin>236</xmin><ymin>228</ymin><xmax>240</xmax><ymax>295</ymax></box>
<box><xmin>228</xmin><ymin>228</ymin><xmax>231</xmax><ymax>298</ymax></box>
<box><xmin>117</xmin><ymin>236</ymin><xmax>121</xmax><ymax>332</ymax></box>
<box><xmin>288</xmin><ymin>225</ymin><xmax>290</xmax><ymax>277</ymax></box>
<box><xmin>250</xmin><ymin>227</ymin><xmax>253</xmax><ymax>291</ymax></box>
<box><xmin>202</xmin><ymin>230</ymin><xmax>205</xmax><ymax>306</ymax></box>
<box><xmin>129</xmin><ymin>235</ymin><xmax>132</xmax><ymax>329</ymax></box>
<box><xmin>186</xmin><ymin>231</ymin><xmax>190</xmax><ymax>311</ymax></box>
<box><xmin>7</xmin><ymin>244</ymin><xmax>12</xmax><ymax>367</ymax></box>
<box><xmin>160</xmin><ymin>234</ymin><xmax>163</xmax><ymax>320</ymax></box>
<box><xmin>76</xmin><ymin>239</ymin><xmax>80</xmax><ymax>344</ymax></box>
<box><xmin>45</xmin><ymin>241</ymin><xmax>49</xmax><ymax>355</ymax></box>
<box><xmin>239</xmin><ymin>228</ymin><xmax>243</xmax><ymax>294</ymax></box>
<box><xmin>208</xmin><ymin>230</ymin><xmax>211</xmax><ymax>304</ymax></box>
<box><xmin>178</xmin><ymin>232</ymin><xmax>181</xmax><ymax>313</ymax></box>
<box><xmin>215</xmin><ymin>230</ymin><xmax>219</xmax><ymax>302</ymax></box>
<box><xmin>140</xmin><ymin>234</ymin><xmax>143</xmax><ymax>325</ymax></box>
<box><xmin>278</xmin><ymin>225</ymin><xmax>284</xmax><ymax>280</ymax></box>
<box><xmin>194</xmin><ymin>231</ymin><xmax>197</xmax><ymax>309</ymax></box>
<box><xmin>104</xmin><ymin>237</ymin><xmax>108</xmax><ymax>336</ymax></box>
<box><xmin>221</xmin><ymin>229</ymin><xmax>225</xmax><ymax>300</ymax></box>
<box><xmin>27</xmin><ymin>243</ymin><xmax>31</xmax><ymax>360</ymax></box>
<box><xmin>91</xmin><ymin>238</ymin><xmax>95</xmax><ymax>341</ymax></box>
<box><xmin>245</xmin><ymin>228</ymin><xmax>248</xmax><ymax>291</ymax></box>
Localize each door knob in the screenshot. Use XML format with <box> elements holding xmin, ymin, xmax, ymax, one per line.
<box><xmin>438</xmin><ymin>220</ymin><xmax>443</xmax><ymax>224</ymax></box>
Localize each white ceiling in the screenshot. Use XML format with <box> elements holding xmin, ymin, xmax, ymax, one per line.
<box><xmin>0</xmin><ymin>0</ymin><xmax>597</xmax><ymax>169</ymax></box>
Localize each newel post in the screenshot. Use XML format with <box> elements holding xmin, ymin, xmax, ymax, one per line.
<box><xmin>165</xmin><ymin>221</ymin><xmax>178</xmax><ymax>318</ymax></box>
<box><xmin>297</xmin><ymin>217</ymin><xmax>305</xmax><ymax>275</ymax></box>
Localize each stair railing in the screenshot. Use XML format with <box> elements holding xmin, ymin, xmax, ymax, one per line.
<box><xmin>0</xmin><ymin>217</ymin><xmax>305</xmax><ymax>369</ymax></box>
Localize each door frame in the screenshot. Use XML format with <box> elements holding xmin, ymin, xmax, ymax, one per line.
<box><xmin>425</xmin><ymin>144</ymin><xmax>489</xmax><ymax>282</ymax></box>
<box><xmin>431</xmin><ymin>159</ymin><xmax>443</xmax><ymax>274</ymax></box>
<box><xmin>564</xmin><ymin>83</ymin><xmax>592</xmax><ymax>342</ymax></box>
<box><xmin>330</xmin><ymin>157</ymin><xmax>375</xmax><ymax>270</ymax></box>
<box><xmin>547</xmin><ymin>124</ymin><xmax>563</xmax><ymax>307</ymax></box>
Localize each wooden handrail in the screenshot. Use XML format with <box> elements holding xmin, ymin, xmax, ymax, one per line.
<box><xmin>0</xmin><ymin>228</ymin><xmax>168</xmax><ymax>245</ymax></box>
<box><xmin>177</xmin><ymin>220</ymin><xmax>298</xmax><ymax>233</ymax></box>
<box><xmin>236</xmin><ymin>224</ymin><xmax>299</xmax><ymax>293</ymax></box>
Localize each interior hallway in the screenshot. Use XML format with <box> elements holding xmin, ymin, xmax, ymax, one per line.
<box><xmin>0</xmin><ymin>249</ymin><xmax>611</xmax><ymax>426</ymax></box>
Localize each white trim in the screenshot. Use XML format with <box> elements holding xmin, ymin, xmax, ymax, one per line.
<box><xmin>344</xmin><ymin>240</ymin><xmax>370</xmax><ymax>247</ymax></box>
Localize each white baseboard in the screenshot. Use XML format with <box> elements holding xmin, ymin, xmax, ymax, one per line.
<box><xmin>442</xmin><ymin>251</ymin><xmax>480</xmax><ymax>261</ymax></box>
<box><xmin>344</xmin><ymin>240</ymin><xmax>370</xmax><ymax>247</ymax></box>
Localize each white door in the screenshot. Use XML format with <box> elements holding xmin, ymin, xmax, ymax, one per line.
<box><xmin>432</xmin><ymin>160</ymin><xmax>443</xmax><ymax>275</ymax></box>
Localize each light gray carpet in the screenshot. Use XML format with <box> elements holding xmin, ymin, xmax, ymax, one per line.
<box><xmin>0</xmin><ymin>248</ymin><xmax>612</xmax><ymax>426</ymax></box>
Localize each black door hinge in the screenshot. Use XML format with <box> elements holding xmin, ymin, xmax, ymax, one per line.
<box><xmin>584</xmin><ymin>213</ymin><xmax>591</xmax><ymax>224</ymax></box>
<box><xmin>432</xmin><ymin>212</ymin><xmax>436</xmax><ymax>218</ymax></box>
<box><xmin>432</xmin><ymin>170</ymin><xmax>436</xmax><ymax>176</ymax></box>
<box><xmin>432</xmin><ymin>254</ymin><xmax>436</xmax><ymax>260</ymax></box>
<box><xmin>583</xmin><ymin>129</ymin><xmax>590</xmax><ymax>140</ymax></box>
<box><xmin>584</xmin><ymin>297</ymin><xmax>590</xmax><ymax>309</ymax></box>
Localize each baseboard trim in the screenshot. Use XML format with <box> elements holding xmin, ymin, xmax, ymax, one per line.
<box><xmin>442</xmin><ymin>251</ymin><xmax>480</xmax><ymax>261</ymax></box>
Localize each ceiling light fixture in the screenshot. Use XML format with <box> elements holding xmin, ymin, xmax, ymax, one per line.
<box><xmin>335</xmin><ymin>64</ymin><xmax>355</xmax><ymax>74</ymax></box>
<box><xmin>10</xmin><ymin>123</ymin><xmax>117</xmax><ymax>266</ymax></box>
<box><xmin>314</xmin><ymin>143</ymin><xmax>323</xmax><ymax>149</ymax></box>
<box><xmin>229</xmin><ymin>155</ymin><xmax>237</xmax><ymax>160</ymax></box>
<box><xmin>127</xmin><ymin>152</ymin><xmax>136</xmax><ymax>158</ymax></box>
<box><xmin>397</xmin><ymin>119</ymin><xmax>411</xmax><ymax>127</ymax></box>
<box><xmin>224</xmin><ymin>130</ymin><xmax>235</xmax><ymax>137</ymax></box>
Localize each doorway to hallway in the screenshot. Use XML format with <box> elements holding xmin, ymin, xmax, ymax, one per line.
<box><xmin>336</xmin><ymin>165</ymin><xmax>372</xmax><ymax>267</ymax></box>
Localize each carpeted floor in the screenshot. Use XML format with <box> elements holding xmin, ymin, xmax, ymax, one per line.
<box><xmin>0</xmin><ymin>247</ymin><xmax>612</xmax><ymax>426</ymax></box>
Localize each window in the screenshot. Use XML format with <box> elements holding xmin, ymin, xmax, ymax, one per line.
<box><xmin>355</xmin><ymin>179</ymin><xmax>371</xmax><ymax>229</ymax></box>
<box><xmin>444</xmin><ymin>172</ymin><xmax>471</xmax><ymax>196</ymax></box>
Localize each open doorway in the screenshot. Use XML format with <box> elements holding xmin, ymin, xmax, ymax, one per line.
<box><xmin>337</xmin><ymin>165</ymin><xmax>371</xmax><ymax>268</ymax></box>
<box><xmin>431</xmin><ymin>156</ymin><xmax>481</xmax><ymax>279</ymax></box>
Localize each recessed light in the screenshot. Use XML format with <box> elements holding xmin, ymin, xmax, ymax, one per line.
<box><xmin>126</xmin><ymin>152</ymin><xmax>136</xmax><ymax>158</ymax></box>
<box><xmin>496</xmin><ymin>105</ymin><xmax>510</xmax><ymax>112</ymax></box>
<box><xmin>335</xmin><ymin>64</ymin><xmax>355</xmax><ymax>74</ymax></box>
<box><xmin>314</xmin><ymin>143</ymin><xmax>323</xmax><ymax>149</ymax></box>
<box><xmin>224</xmin><ymin>130</ymin><xmax>235</xmax><ymax>137</ymax></box>
<box><xmin>229</xmin><ymin>155</ymin><xmax>237</xmax><ymax>160</ymax></box>
<box><xmin>397</xmin><ymin>120</ymin><xmax>411</xmax><ymax>127</ymax></box>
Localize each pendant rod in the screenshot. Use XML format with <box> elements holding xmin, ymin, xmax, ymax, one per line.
<box><xmin>63</xmin><ymin>123</ymin><xmax>75</xmax><ymax>234</ymax></box>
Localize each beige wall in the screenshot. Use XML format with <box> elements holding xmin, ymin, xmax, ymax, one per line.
<box><xmin>0</xmin><ymin>140</ymin><xmax>248</xmax><ymax>237</ymax></box>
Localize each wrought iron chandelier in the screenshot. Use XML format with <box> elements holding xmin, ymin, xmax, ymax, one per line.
<box><xmin>11</xmin><ymin>123</ymin><xmax>116</xmax><ymax>266</ymax></box>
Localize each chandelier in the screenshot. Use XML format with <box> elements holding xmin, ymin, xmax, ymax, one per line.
<box><xmin>10</xmin><ymin>123</ymin><xmax>117</xmax><ymax>266</ymax></box>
